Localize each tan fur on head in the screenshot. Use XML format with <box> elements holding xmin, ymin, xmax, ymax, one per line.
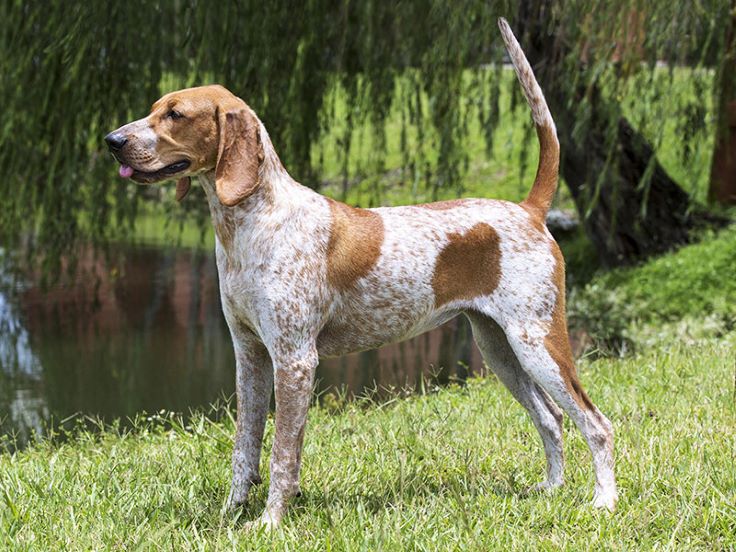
<box><xmin>147</xmin><ymin>86</ymin><xmax>223</xmax><ymax>174</ymax></box>
<box><xmin>108</xmin><ymin>84</ymin><xmax>265</xmax><ymax>206</ymax></box>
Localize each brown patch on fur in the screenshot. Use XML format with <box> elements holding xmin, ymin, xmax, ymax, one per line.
<box><xmin>544</xmin><ymin>242</ymin><xmax>596</xmax><ymax>411</ymax></box>
<box><xmin>326</xmin><ymin>200</ymin><xmax>384</xmax><ymax>291</ymax></box>
<box><xmin>432</xmin><ymin>223</ymin><xmax>501</xmax><ymax>307</ymax></box>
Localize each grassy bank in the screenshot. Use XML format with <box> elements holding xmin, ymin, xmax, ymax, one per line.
<box><xmin>569</xmin><ymin>226</ymin><xmax>736</xmax><ymax>353</ymax></box>
<box><xmin>2</xmin><ymin>338</ymin><xmax>734</xmax><ymax>549</ymax></box>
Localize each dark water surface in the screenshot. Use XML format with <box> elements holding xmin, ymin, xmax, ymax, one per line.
<box><xmin>0</xmin><ymin>243</ymin><xmax>482</xmax><ymax>448</ymax></box>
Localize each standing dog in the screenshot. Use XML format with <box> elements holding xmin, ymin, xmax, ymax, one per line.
<box><xmin>105</xmin><ymin>19</ymin><xmax>617</xmax><ymax>528</ymax></box>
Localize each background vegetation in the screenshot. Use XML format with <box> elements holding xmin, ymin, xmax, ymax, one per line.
<box><xmin>1</xmin><ymin>1</ymin><xmax>734</xmax><ymax>273</ymax></box>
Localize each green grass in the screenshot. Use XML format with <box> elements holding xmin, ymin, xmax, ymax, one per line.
<box><xmin>593</xmin><ymin>227</ymin><xmax>736</xmax><ymax>323</ymax></box>
<box><xmin>2</xmin><ymin>339</ymin><xmax>735</xmax><ymax>550</ymax></box>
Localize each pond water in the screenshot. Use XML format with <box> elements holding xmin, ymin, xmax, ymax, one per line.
<box><xmin>0</xmin><ymin>243</ymin><xmax>483</xmax><ymax>449</ymax></box>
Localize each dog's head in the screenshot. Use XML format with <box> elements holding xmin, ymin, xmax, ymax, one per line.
<box><xmin>105</xmin><ymin>85</ymin><xmax>264</xmax><ymax>206</ymax></box>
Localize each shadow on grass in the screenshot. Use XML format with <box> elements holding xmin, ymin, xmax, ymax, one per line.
<box><xmin>227</xmin><ymin>469</ymin><xmax>531</xmax><ymax>528</ymax></box>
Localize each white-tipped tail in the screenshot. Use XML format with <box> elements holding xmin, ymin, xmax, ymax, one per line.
<box><xmin>498</xmin><ymin>17</ymin><xmax>559</xmax><ymax>216</ymax></box>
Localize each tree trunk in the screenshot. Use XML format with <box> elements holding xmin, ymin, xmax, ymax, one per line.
<box><xmin>550</xmin><ymin>79</ymin><xmax>711</xmax><ymax>267</ymax></box>
<box><xmin>709</xmin><ymin>6</ymin><xmax>736</xmax><ymax>204</ymax></box>
<box><xmin>518</xmin><ymin>4</ymin><xmax>723</xmax><ymax>267</ymax></box>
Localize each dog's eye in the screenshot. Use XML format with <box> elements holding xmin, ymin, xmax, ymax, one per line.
<box><xmin>167</xmin><ymin>110</ymin><xmax>184</xmax><ymax>120</ymax></box>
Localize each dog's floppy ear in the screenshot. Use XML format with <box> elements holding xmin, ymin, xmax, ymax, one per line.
<box><xmin>215</xmin><ymin>99</ymin><xmax>264</xmax><ymax>207</ymax></box>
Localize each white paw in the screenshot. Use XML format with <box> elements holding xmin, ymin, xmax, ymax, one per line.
<box><xmin>244</xmin><ymin>510</ymin><xmax>280</xmax><ymax>532</ymax></box>
<box><xmin>592</xmin><ymin>490</ymin><xmax>618</xmax><ymax>511</ymax></box>
<box><xmin>529</xmin><ymin>478</ymin><xmax>564</xmax><ymax>494</ymax></box>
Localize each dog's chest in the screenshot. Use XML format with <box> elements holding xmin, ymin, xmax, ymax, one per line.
<box><xmin>216</xmin><ymin>252</ymin><xmax>263</xmax><ymax>334</ymax></box>
<box><xmin>214</xmin><ymin>214</ymin><xmax>331</xmax><ymax>340</ymax></box>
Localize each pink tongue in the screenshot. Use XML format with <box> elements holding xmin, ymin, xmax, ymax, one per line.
<box><xmin>119</xmin><ymin>165</ymin><xmax>134</xmax><ymax>178</ymax></box>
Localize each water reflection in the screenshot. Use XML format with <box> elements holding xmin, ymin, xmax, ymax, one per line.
<box><xmin>0</xmin><ymin>244</ymin><xmax>482</xmax><ymax>448</ymax></box>
<box><xmin>0</xmin><ymin>251</ymin><xmax>47</xmax><ymax>444</ymax></box>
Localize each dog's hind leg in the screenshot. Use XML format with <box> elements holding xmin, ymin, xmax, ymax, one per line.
<box><xmin>466</xmin><ymin>311</ymin><xmax>565</xmax><ymax>491</ymax></box>
<box><xmin>499</xmin><ymin>315</ymin><xmax>618</xmax><ymax>510</ymax></box>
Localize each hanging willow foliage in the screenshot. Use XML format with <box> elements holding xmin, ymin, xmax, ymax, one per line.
<box><xmin>0</xmin><ymin>0</ymin><xmax>731</xmax><ymax>273</ymax></box>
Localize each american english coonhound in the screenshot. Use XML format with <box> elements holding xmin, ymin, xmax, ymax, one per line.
<box><xmin>105</xmin><ymin>19</ymin><xmax>617</xmax><ymax>528</ymax></box>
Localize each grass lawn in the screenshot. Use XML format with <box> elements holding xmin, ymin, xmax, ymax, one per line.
<box><xmin>2</xmin><ymin>338</ymin><xmax>734</xmax><ymax>549</ymax></box>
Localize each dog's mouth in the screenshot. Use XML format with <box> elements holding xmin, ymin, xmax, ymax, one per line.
<box><xmin>117</xmin><ymin>160</ymin><xmax>191</xmax><ymax>184</ymax></box>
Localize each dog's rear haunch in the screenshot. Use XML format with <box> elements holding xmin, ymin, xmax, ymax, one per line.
<box><xmin>105</xmin><ymin>18</ymin><xmax>617</xmax><ymax>529</ymax></box>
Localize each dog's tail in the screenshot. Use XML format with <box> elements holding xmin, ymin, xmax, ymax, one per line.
<box><xmin>498</xmin><ymin>17</ymin><xmax>559</xmax><ymax>218</ymax></box>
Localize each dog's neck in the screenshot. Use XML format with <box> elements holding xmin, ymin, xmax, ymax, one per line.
<box><xmin>199</xmin><ymin>120</ymin><xmax>314</xmax><ymax>258</ymax></box>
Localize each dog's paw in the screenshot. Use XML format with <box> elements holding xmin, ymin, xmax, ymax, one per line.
<box><xmin>244</xmin><ymin>510</ymin><xmax>280</xmax><ymax>532</ymax></box>
<box><xmin>528</xmin><ymin>478</ymin><xmax>564</xmax><ymax>494</ymax></box>
<box><xmin>592</xmin><ymin>489</ymin><xmax>618</xmax><ymax>511</ymax></box>
<box><xmin>522</xmin><ymin>476</ymin><xmax>564</xmax><ymax>497</ymax></box>
<box><xmin>225</xmin><ymin>487</ymin><xmax>249</xmax><ymax>512</ymax></box>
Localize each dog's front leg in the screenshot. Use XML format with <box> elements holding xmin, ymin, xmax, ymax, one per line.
<box><xmin>250</xmin><ymin>346</ymin><xmax>318</xmax><ymax>529</ymax></box>
<box><xmin>226</xmin><ymin>337</ymin><xmax>273</xmax><ymax>511</ymax></box>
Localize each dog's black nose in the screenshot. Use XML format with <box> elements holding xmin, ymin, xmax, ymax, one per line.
<box><xmin>105</xmin><ymin>132</ymin><xmax>127</xmax><ymax>151</ymax></box>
